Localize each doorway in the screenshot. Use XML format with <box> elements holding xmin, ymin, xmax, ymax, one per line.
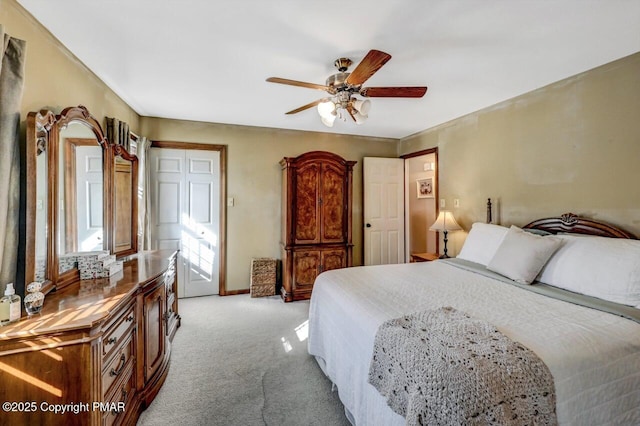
<box><xmin>149</xmin><ymin>141</ymin><xmax>227</xmax><ymax>297</ymax></box>
<box><xmin>402</xmin><ymin>148</ymin><xmax>439</xmax><ymax>259</ymax></box>
<box><xmin>362</xmin><ymin>149</ymin><xmax>439</xmax><ymax>265</ymax></box>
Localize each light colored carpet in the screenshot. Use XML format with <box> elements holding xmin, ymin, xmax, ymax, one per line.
<box><xmin>137</xmin><ymin>294</ymin><xmax>350</xmax><ymax>426</ymax></box>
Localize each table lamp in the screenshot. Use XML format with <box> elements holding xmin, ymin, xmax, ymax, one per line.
<box><xmin>429</xmin><ymin>210</ymin><xmax>462</xmax><ymax>258</ymax></box>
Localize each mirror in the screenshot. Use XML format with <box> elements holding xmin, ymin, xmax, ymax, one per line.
<box><xmin>53</xmin><ymin>107</ymin><xmax>109</xmax><ymax>288</ymax></box>
<box><xmin>112</xmin><ymin>145</ymin><xmax>138</xmax><ymax>257</ymax></box>
<box><xmin>27</xmin><ymin>106</ymin><xmax>140</xmax><ymax>291</ymax></box>
<box><xmin>58</xmin><ymin>123</ymin><xmax>105</xmax><ymax>272</ymax></box>
<box><xmin>26</xmin><ymin>106</ymin><xmax>110</xmax><ymax>291</ymax></box>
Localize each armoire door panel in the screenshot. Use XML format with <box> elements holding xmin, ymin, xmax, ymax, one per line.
<box><xmin>292</xmin><ymin>250</ymin><xmax>320</xmax><ymax>289</ymax></box>
<box><xmin>294</xmin><ymin>163</ymin><xmax>320</xmax><ymax>243</ymax></box>
<box><xmin>321</xmin><ymin>248</ymin><xmax>346</xmax><ymax>272</ymax></box>
<box><xmin>321</xmin><ymin>163</ymin><xmax>345</xmax><ymax>243</ymax></box>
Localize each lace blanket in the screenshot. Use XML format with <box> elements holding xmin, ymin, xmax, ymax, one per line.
<box><xmin>368</xmin><ymin>307</ymin><xmax>557</xmax><ymax>426</ymax></box>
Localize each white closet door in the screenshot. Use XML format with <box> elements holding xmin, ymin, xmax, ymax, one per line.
<box><xmin>150</xmin><ymin>148</ymin><xmax>220</xmax><ymax>297</ymax></box>
<box><xmin>182</xmin><ymin>150</ymin><xmax>220</xmax><ymax>297</ymax></box>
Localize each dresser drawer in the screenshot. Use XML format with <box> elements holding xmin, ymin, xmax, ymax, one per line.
<box><xmin>102</xmin><ymin>331</ymin><xmax>135</xmax><ymax>396</ymax></box>
<box><xmin>102</xmin><ymin>304</ymin><xmax>136</xmax><ymax>360</ymax></box>
<box><xmin>102</xmin><ymin>362</ymin><xmax>135</xmax><ymax>426</ymax></box>
<box><xmin>165</xmin><ymin>272</ymin><xmax>175</xmax><ymax>298</ymax></box>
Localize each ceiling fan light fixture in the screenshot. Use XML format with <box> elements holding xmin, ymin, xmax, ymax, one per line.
<box><xmin>353</xmin><ymin>111</ymin><xmax>368</xmax><ymax>125</ymax></box>
<box><xmin>267</xmin><ymin>49</ymin><xmax>427</xmax><ymax>127</ymax></box>
<box><xmin>352</xmin><ymin>99</ymin><xmax>371</xmax><ymax>115</ymax></box>
<box><xmin>321</xmin><ymin>114</ymin><xmax>337</xmax><ymax>127</ymax></box>
<box><xmin>317</xmin><ymin>100</ymin><xmax>336</xmax><ymax>119</ymax></box>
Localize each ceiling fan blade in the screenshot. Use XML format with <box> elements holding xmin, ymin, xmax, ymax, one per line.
<box><xmin>285</xmin><ymin>98</ymin><xmax>328</xmax><ymax>115</ymax></box>
<box><xmin>266</xmin><ymin>77</ymin><xmax>331</xmax><ymax>92</ymax></box>
<box><xmin>345</xmin><ymin>50</ymin><xmax>392</xmax><ymax>86</ymax></box>
<box><xmin>360</xmin><ymin>87</ymin><xmax>428</xmax><ymax>98</ymax></box>
<box><xmin>346</xmin><ymin>105</ymin><xmax>357</xmax><ymax>122</ymax></box>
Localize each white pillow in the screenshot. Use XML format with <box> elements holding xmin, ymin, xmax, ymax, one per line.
<box><xmin>457</xmin><ymin>223</ymin><xmax>508</xmax><ymax>266</ymax></box>
<box><xmin>538</xmin><ymin>234</ymin><xmax>640</xmax><ymax>307</ymax></box>
<box><xmin>487</xmin><ymin>226</ymin><xmax>562</xmax><ymax>284</ymax></box>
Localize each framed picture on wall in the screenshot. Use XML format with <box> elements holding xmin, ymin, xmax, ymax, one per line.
<box><xmin>416</xmin><ymin>177</ymin><xmax>434</xmax><ymax>199</ymax></box>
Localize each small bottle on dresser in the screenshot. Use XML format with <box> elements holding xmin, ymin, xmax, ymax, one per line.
<box><xmin>0</xmin><ymin>283</ymin><xmax>21</xmax><ymax>325</ymax></box>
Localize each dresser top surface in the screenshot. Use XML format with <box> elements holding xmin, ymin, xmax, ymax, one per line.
<box><xmin>0</xmin><ymin>250</ymin><xmax>177</xmax><ymax>340</ymax></box>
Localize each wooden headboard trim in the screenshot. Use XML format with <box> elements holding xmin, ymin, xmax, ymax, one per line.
<box><xmin>523</xmin><ymin>213</ymin><xmax>637</xmax><ymax>239</ymax></box>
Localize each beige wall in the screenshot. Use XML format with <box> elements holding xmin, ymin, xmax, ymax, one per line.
<box><xmin>3</xmin><ymin>0</ymin><xmax>140</xmax><ymax>129</ymax></box>
<box><xmin>400</xmin><ymin>52</ymin><xmax>640</xmax><ymax>255</ymax></box>
<box><xmin>140</xmin><ymin>118</ymin><xmax>397</xmax><ymax>291</ymax></box>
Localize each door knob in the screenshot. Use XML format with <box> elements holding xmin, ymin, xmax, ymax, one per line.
<box><xmin>366</xmin><ymin>223</ymin><xmax>372</xmax><ymax>228</ymax></box>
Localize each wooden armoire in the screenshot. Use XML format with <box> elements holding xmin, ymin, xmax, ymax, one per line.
<box><xmin>280</xmin><ymin>151</ymin><xmax>356</xmax><ymax>302</ymax></box>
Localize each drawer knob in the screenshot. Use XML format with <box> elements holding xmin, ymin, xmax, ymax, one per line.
<box><xmin>125</xmin><ymin>315</ymin><xmax>134</xmax><ymax>322</ymax></box>
<box><xmin>109</xmin><ymin>353</ymin><xmax>126</xmax><ymax>377</ymax></box>
<box><xmin>106</xmin><ymin>337</ymin><xmax>117</xmax><ymax>345</ymax></box>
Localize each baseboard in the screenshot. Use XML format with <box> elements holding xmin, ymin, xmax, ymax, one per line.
<box><xmin>223</xmin><ymin>289</ymin><xmax>250</xmax><ymax>296</ymax></box>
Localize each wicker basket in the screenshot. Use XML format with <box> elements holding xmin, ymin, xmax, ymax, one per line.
<box><xmin>250</xmin><ymin>258</ymin><xmax>277</xmax><ymax>297</ymax></box>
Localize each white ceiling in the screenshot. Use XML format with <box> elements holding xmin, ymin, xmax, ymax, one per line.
<box><xmin>17</xmin><ymin>0</ymin><xmax>640</xmax><ymax>139</ymax></box>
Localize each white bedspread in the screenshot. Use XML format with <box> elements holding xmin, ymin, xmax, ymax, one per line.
<box><xmin>308</xmin><ymin>261</ymin><xmax>640</xmax><ymax>425</ymax></box>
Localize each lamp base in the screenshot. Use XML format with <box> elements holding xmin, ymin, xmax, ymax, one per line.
<box><xmin>438</xmin><ymin>254</ymin><xmax>450</xmax><ymax>259</ymax></box>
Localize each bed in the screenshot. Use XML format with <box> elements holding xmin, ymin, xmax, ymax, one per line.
<box><xmin>308</xmin><ymin>213</ymin><xmax>640</xmax><ymax>425</ymax></box>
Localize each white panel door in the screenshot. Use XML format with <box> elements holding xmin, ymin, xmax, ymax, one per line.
<box><xmin>363</xmin><ymin>157</ymin><xmax>405</xmax><ymax>265</ymax></box>
<box><xmin>76</xmin><ymin>145</ymin><xmax>104</xmax><ymax>251</ymax></box>
<box><xmin>150</xmin><ymin>148</ymin><xmax>220</xmax><ymax>297</ymax></box>
<box><xmin>182</xmin><ymin>151</ymin><xmax>220</xmax><ymax>297</ymax></box>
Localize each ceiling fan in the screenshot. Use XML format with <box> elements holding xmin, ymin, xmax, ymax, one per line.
<box><xmin>266</xmin><ymin>49</ymin><xmax>428</xmax><ymax>127</ymax></box>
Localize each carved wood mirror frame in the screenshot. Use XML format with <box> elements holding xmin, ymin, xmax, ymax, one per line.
<box><xmin>111</xmin><ymin>144</ymin><xmax>139</xmax><ymax>257</ymax></box>
<box><xmin>25</xmin><ymin>110</ymin><xmax>57</xmax><ymax>294</ymax></box>
<box><xmin>26</xmin><ymin>105</ymin><xmax>139</xmax><ymax>293</ymax></box>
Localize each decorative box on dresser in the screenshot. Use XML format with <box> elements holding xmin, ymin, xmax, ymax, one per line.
<box><xmin>0</xmin><ymin>250</ymin><xmax>180</xmax><ymax>426</ymax></box>
<box><xmin>280</xmin><ymin>151</ymin><xmax>357</xmax><ymax>302</ymax></box>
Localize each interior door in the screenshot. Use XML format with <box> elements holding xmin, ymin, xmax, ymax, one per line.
<box><xmin>75</xmin><ymin>145</ymin><xmax>104</xmax><ymax>251</ymax></box>
<box><xmin>150</xmin><ymin>148</ymin><xmax>220</xmax><ymax>297</ymax></box>
<box><xmin>363</xmin><ymin>157</ymin><xmax>405</xmax><ymax>265</ymax></box>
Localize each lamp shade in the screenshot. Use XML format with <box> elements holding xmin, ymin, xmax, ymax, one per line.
<box><xmin>353</xmin><ymin>111</ymin><xmax>368</xmax><ymax>125</ymax></box>
<box><xmin>352</xmin><ymin>99</ymin><xmax>371</xmax><ymax>115</ymax></box>
<box><xmin>429</xmin><ymin>210</ymin><xmax>462</xmax><ymax>232</ymax></box>
<box><xmin>320</xmin><ymin>114</ymin><xmax>336</xmax><ymax>127</ymax></box>
<box><xmin>317</xmin><ymin>100</ymin><xmax>336</xmax><ymax>118</ymax></box>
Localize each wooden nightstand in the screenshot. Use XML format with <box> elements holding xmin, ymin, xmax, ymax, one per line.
<box><xmin>410</xmin><ymin>252</ymin><xmax>439</xmax><ymax>263</ymax></box>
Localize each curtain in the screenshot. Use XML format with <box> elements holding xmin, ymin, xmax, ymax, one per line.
<box><xmin>106</xmin><ymin>117</ymin><xmax>130</xmax><ymax>151</ymax></box>
<box><xmin>0</xmin><ymin>26</ymin><xmax>26</xmax><ymax>295</ymax></box>
<box><xmin>137</xmin><ymin>137</ymin><xmax>152</xmax><ymax>250</ymax></box>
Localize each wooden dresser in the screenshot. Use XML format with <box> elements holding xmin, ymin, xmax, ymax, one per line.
<box><xmin>0</xmin><ymin>250</ymin><xmax>179</xmax><ymax>426</ymax></box>
<box><xmin>280</xmin><ymin>151</ymin><xmax>356</xmax><ymax>302</ymax></box>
